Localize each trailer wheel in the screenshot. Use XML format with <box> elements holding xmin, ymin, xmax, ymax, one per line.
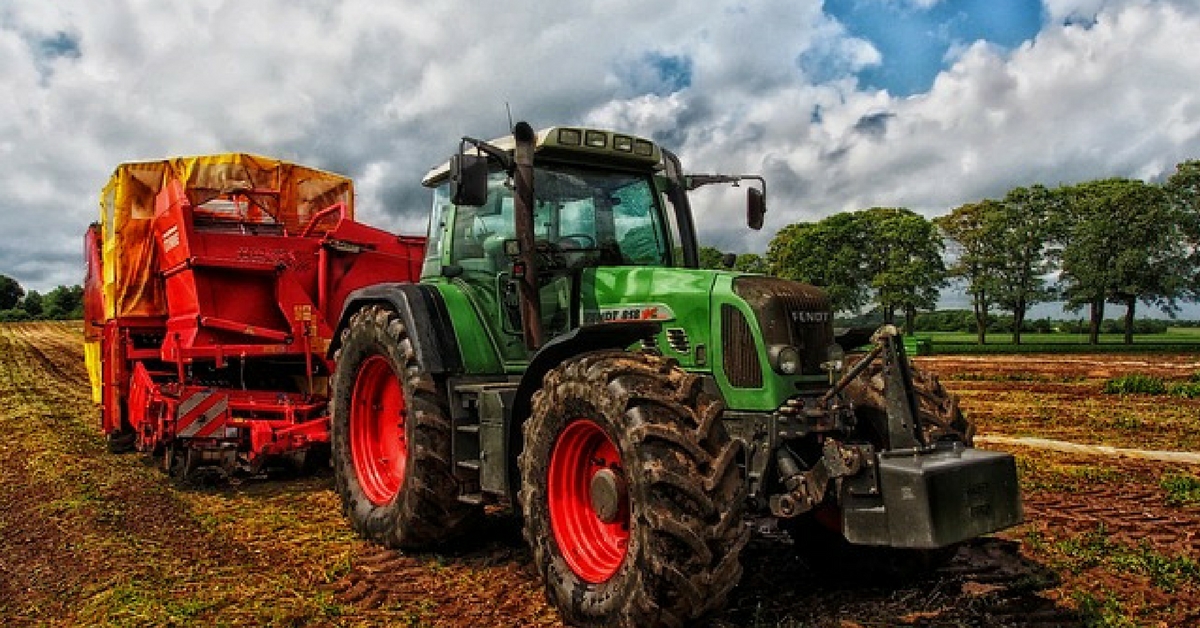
<box><xmin>331</xmin><ymin>305</ymin><xmax>478</xmax><ymax>549</ymax></box>
<box><xmin>519</xmin><ymin>351</ymin><xmax>748</xmax><ymax>628</ymax></box>
<box><xmin>845</xmin><ymin>361</ymin><xmax>975</xmax><ymax>445</ymax></box>
<box><xmin>163</xmin><ymin>443</ymin><xmax>197</xmax><ymax>481</ymax></box>
<box><xmin>106</xmin><ymin>429</ymin><xmax>136</xmax><ymax>454</ymax></box>
<box><xmin>105</xmin><ymin>400</ymin><xmax>137</xmax><ymax>453</ymax></box>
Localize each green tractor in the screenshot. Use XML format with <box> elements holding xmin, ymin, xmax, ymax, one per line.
<box><xmin>328</xmin><ymin>122</ymin><xmax>1022</xmax><ymax>627</ymax></box>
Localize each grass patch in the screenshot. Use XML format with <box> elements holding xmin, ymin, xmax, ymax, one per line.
<box><xmin>1073</xmin><ymin>590</ymin><xmax>1138</xmax><ymax>628</ymax></box>
<box><xmin>1103</xmin><ymin>374</ymin><xmax>1167</xmax><ymax>395</ymax></box>
<box><xmin>1053</xmin><ymin>525</ymin><xmax>1200</xmax><ymax>593</ymax></box>
<box><xmin>1167</xmin><ymin>381</ymin><xmax>1200</xmax><ymax>398</ymax></box>
<box><xmin>77</xmin><ymin>579</ymin><xmax>176</xmax><ymax>627</ymax></box>
<box><xmin>923</xmin><ymin>330</ymin><xmax>1200</xmax><ymax>354</ymax></box>
<box><xmin>1102</xmin><ymin>373</ymin><xmax>1200</xmax><ymax>398</ymax></box>
<box><xmin>1109</xmin><ymin>543</ymin><xmax>1200</xmax><ymax>592</ymax></box>
<box><xmin>1161</xmin><ymin>472</ymin><xmax>1200</xmax><ymax>506</ymax></box>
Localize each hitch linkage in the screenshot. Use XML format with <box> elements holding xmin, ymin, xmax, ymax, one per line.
<box><xmin>769</xmin><ymin>325</ymin><xmax>927</xmax><ymax>518</ymax></box>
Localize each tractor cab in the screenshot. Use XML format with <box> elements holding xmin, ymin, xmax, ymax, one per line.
<box><xmin>420</xmin><ymin>124</ymin><xmax>764</xmax><ymax>365</ymax></box>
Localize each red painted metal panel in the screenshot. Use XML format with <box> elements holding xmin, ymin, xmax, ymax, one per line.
<box><xmin>96</xmin><ymin>155</ymin><xmax>429</xmax><ymax>468</ymax></box>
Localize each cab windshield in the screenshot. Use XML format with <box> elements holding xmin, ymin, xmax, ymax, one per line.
<box><xmin>445</xmin><ymin>164</ymin><xmax>672</xmax><ymax>270</ymax></box>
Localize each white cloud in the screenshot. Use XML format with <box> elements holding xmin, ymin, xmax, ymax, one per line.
<box><xmin>1042</xmin><ymin>0</ymin><xmax>1117</xmax><ymax>23</ymax></box>
<box><xmin>0</xmin><ymin>0</ymin><xmax>1198</xmax><ymax>300</ymax></box>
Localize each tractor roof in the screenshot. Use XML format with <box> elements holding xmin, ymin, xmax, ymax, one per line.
<box><xmin>421</xmin><ymin>126</ymin><xmax>663</xmax><ymax>187</ymax></box>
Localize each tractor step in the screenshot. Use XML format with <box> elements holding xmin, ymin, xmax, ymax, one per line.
<box><xmin>457</xmin><ymin>493</ymin><xmax>484</xmax><ymax>506</ymax></box>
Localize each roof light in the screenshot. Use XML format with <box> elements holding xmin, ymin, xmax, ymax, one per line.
<box><xmin>634</xmin><ymin>140</ymin><xmax>654</xmax><ymax>157</ymax></box>
<box><xmin>557</xmin><ymin>128</ymin><xmax>582</xmax><ymax>146</ymax></box>
<box><xmin>613</xmin><ymin>135</ymin><xmax>633</xmax><ymax>152</ymax></box>
<box><xmin>585</xmin><ymin>130</ymin><xmax>607</xmax><ymax>148</ymax></box>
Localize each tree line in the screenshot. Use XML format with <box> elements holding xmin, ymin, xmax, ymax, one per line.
<box><xmin>0</xmin><ymin>275</ymin><xmax>84</xmax><ymax>322</ymax></box>
<box><xmin>701</xmin><ymin>159</ymin><xmax>1200</xmax><ymax>345</ymax></box>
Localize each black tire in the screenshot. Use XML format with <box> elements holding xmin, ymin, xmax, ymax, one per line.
<box><xmin>331</xmin><ymin>304</ymin><xmax>479</xmax><ymax>549</ymax></box>
<box><xmin>106</xmin><ymin>399</ymin><xmax>137</xmax><ymax>454</ymax></box>
<box><xmin>844</xmin><ymin>360</ymin><xmax>975</xmax><ymax>445</ymax></box>
<box><xmin>519</xmin><ymin>350</ymin><xmax>748</xmax><ymax>628</ymax></box>
<box><xmin>106</xmin><ymin>429</ymin><xmax>136</xmax><ymax>454</ymax></box>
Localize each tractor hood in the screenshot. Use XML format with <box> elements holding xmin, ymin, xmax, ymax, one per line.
<box><xmin>575</xmin><ymin>267</ymin><xmax>837</xmax><ymax>412</ymax></box>
<box><xmin>578</xmin><ymin>266</ymin><xmax>717</xmax><ymax>347</ymax></box>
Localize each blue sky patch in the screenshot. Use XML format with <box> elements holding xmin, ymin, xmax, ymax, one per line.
<box><xmin>621</xmin><ymin>51</ymin><xmax>694</xmax><ymax>96</ymax></box>
<box><xmin>39</xmin><ymin>31</ymin><xmax>81</xmax><ymax>60</ymax></box>
<box><xmin>824</xmin><ymin>0</ymin><xmax>1042</xmax><ymax>95</ymax></box>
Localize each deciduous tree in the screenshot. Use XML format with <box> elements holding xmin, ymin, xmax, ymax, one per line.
<box><xmin>21</xmin><ymin>290</ymin><xmax>43</xmax><ymax>317</ymax></box>
<box><xmin>935</xmin><ymin>200</ymin><xmax>1005</xmax><ymax>344</ymax></box>
<box><xmin>994</xmin><ymin>185</ymin><xmax>1062</xmax><ymax>345</ymax></box>
<box><xmin>43</xmin><ymin>285</ymin><xmax>85</xmax><ymax>320</ymax></box>
<box><xmin>1059</xmin><ymin>179</ymin><xmax>1187</xmax><ymax>344</ymax></box>
<box><xmin>0</xmin><ymin>274</ymin><xmax>23</xmax><ymax>310</ymax></box>
<box><xmin>862</xmin><ymin>207</ymin><xmax>945</xmax><ymax>334</ymax></box>
<box><xmin>767</xmin><ymin>212</ymin><xmax>872</xmax><ymax>314</ymax></box>
<box><xmin>768</xmin><ymin>208</ymin><xmax>944</xmax><ymax>332</ymax></box>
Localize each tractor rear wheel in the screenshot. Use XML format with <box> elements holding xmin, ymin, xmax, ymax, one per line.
<box><xmin>331</xmin><ymin>305</ymin><xmax>478</xmax><ymax>549</ymax></box>
<box><xmin>519</xmin><ymin>351</ymin><xmax>748</xmax><ymax>628</ymax></box>
<box><xmin>845</xmin><ymin>360</ymin><xmax>975</xmax><ymax>445</ymax></box>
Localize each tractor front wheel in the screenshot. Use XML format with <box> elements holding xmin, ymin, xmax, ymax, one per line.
<box><xmin>519</xmin><ymin>351</ymin><xmax>748</xmax><ymax>628</ymax></box>
<box><xmin>331</xmin><ymin>305</ymin><xmax>478</xmax><ymax>549</ymax></box>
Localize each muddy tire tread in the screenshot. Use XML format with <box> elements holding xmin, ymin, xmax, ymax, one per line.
<box><xmin>519</xmin><ymin>350</ymin><xmax>748</xmax><ymax>628</ymax></box>
<box><xmin>331</xmin><ymin>304</ymin><xmax>478</xmax><ymax>549</ymax></box>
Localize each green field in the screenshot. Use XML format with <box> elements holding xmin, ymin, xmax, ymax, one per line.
<box><xmin>914</xmin><ymin>327</ymin><xmax>1200</xmax><ymax>354</ymax></box>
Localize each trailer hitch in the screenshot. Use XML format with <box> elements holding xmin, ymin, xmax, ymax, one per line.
<box><xmin>769</xmin><ymin>439</ymin><xmax>868</xmax><ymax>517</ymax></box>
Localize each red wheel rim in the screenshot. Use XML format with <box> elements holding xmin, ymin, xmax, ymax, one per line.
<box><xmin>548</xmin><ymin>419</ymin><xmax>630</xmax><ymax>583</ymax></box>
<box><xmin>350</xmin><ymin>354</ymin><xmax>406</xmax><ymax>506</ymax></box>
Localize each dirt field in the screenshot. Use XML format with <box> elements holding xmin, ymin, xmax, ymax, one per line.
<box><xmin>2</xmin><ymin>322</ymin><xmax>1197</xmax><ymax>627</ymax></box>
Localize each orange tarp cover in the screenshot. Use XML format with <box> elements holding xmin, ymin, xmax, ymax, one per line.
<box><xmin>99</xmin><ymin>154</ymin><xmax>354</xmax><ymax>319</ymax></box>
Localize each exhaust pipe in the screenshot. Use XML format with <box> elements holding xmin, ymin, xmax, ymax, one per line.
<box><xmin>511</xmin><ymin>121</ymin><xmax>544</xmax><ymax>350</ymax></box>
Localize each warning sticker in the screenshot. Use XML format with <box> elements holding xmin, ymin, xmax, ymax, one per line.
<box><xmin>162</xmin><ymin>225</ymin><xmax>180</xmax><ymax>253</ymax></box>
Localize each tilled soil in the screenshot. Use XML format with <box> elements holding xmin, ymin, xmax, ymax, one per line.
<box><xmin>2</xmin><ymin>323</ymin><xmax>1197</xmax><ymax>626</ymax></box>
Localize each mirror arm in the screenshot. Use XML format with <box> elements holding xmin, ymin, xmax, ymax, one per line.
<box><xmin>460</xmin><ymin>137</ymin><xmax>514</xmax><ymax>172</ymax></box>
<box><xmin>684</xmin><ymin>174</ymin><xmax>765</xmax><ymax>196</ymax></box>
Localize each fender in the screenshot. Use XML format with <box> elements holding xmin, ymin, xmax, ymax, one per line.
<box><xmin>329</xmin><ymin>283</ymin><xmax>462</xmax><ymax>375</ymax></box>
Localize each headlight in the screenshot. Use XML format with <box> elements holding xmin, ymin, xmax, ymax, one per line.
<box><xmin>822</xmin><ymin>343</ymin><xmax>845</xmax><ymax>372</ymax></box>
<box><xmin>769</xmin><ymin>345</ymin><xmax>801</xmax><ymax>375</ymax></box>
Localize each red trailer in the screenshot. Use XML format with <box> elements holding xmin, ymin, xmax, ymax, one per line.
<box><xmin>85</xmin><ymin>154</ymin><xmax>424</xmax><ymax>476</ymax></box>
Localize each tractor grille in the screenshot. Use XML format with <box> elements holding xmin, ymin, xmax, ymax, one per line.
<box><xmin>721</xmin><ymin>304</ymin><xmax>763</xmax><ymax>388</ymax></box>
<box><xmin>732</xmin><ymin>276</ymin><xmax>833</xmax><ymax>376</ymax></box>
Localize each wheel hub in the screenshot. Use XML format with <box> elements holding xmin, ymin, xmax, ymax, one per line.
<box><xmin>590</xmin><ymin>467</ymin><xmax>627</xmax><ymax>524</ymax></box>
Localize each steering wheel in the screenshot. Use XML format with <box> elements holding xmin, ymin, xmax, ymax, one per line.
<box><xmin>557</xmin><ymin>233</ymin><xmax>597</xmax><ymax>249</ymax></box>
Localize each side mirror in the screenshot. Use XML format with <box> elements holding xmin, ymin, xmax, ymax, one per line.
<box><xmin>747</xmin><ymin>187</ymin><xmax>766</xmax><ymax>230</ymax></box>
<box><xmin>451</xmin><ymin>153</ymin><xmax>489</xmax><ymax>206</ymax></box>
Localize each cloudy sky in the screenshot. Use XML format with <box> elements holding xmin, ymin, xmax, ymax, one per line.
<box><xmin>3</xmin><ymin>0</ymin><xmax>1198</xmax><ymax>316</ymax></box>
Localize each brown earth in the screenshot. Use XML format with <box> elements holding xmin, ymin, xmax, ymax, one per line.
<box><xmin>1</xmin><ymin>322</ymin><xmax>1197</xmax><ymax>626</ymax></box>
